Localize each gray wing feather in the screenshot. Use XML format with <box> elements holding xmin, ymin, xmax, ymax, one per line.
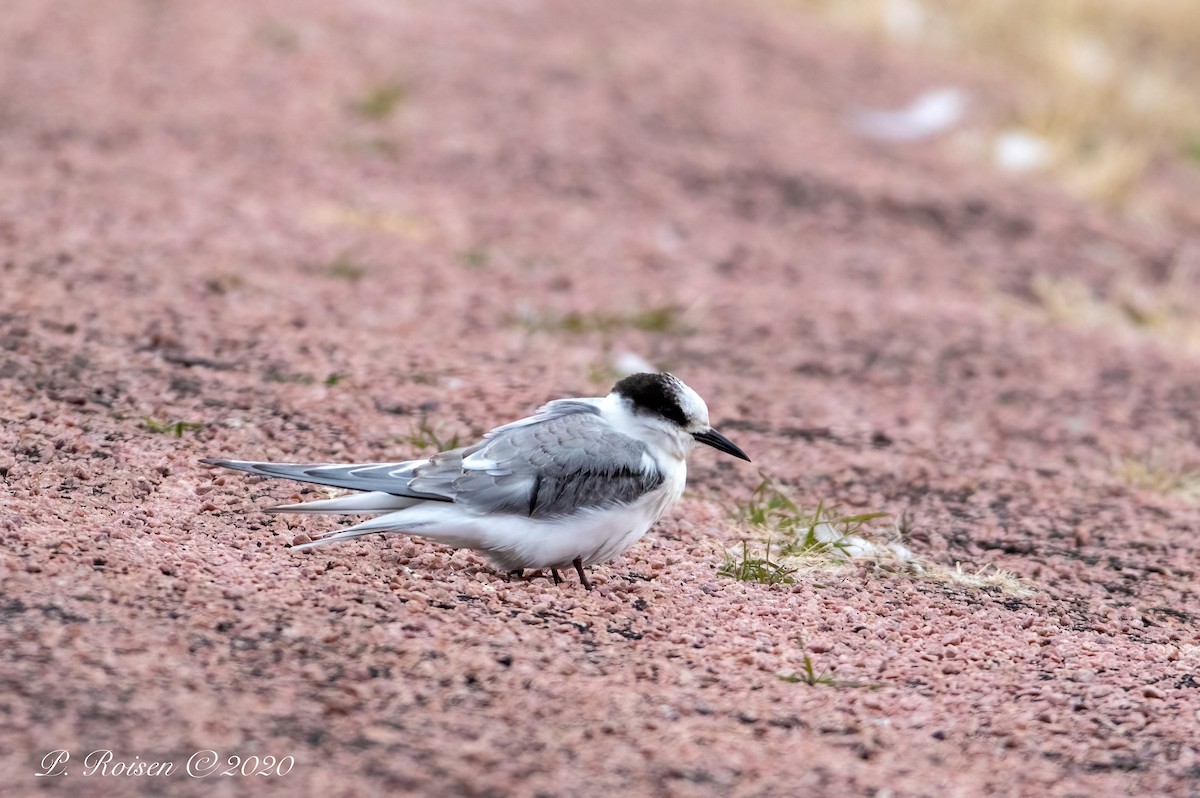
<box><xmin>202</xmin><ymin>458</ymin><xmax>452</xmax><ymax>501</ymax></box>
<box><xmin>205</xmin><ymin>399</ymin><xmax>663</xmax><ymax>519</ymax></box>
<box><xmin>412</xmin><ymin>405</ymin><xmax>664</xmax><ymax>518</ymax></box>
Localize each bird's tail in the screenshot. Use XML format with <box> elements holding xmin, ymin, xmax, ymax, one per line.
<box><xmin>266</xmin><ymin>491</ymin><xmax>422</xmax><ymax>515</ymax></box>
<box><xmin>201</xmin><ymin>457</ymin><xmax>471</xmax><ymax>552</ymax></box>
<box><xmin>290</xmin><ymin>510</ymin><xmax>439</xmax><ymax>551</ymax></box>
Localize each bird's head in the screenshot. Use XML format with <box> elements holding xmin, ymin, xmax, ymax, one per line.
<box><xmin>611</xmin><ymin>372</ymin><xmax>750</xmax><ymax>462</ymax></box>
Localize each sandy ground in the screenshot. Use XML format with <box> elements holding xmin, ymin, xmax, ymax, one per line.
<box><xmin>2</xmin><ymin>1</ymin><xmax>1199</xmax><ymax>795</ymax></box>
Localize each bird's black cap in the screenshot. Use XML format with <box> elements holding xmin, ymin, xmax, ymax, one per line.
<box><xmin>612</xmin><ymin>372</ymin><xmax>689</xmax><ymax>427</ymax></box>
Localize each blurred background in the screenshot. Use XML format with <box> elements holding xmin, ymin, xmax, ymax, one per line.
<box><xmin>3</xmin><ymin>2</ymin><xmax>1200</xmax><ymax>796</ymax></box>
<box><xmin>800</xmin><ymin>0</ymin><xmax>1200</xmax><ymax>216</ymax></box>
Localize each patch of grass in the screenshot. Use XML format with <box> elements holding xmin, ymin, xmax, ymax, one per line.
<box><xmin>352</xmin><ymin>81</ymin><xmax>408</xmax><ymax>121</ymax></box>
<box><xmin>1186</xmin><ymin>135</ymin><xmax>1200</xmax><ymax>165</ymax></box>
<box><xmin>323</xmin><ymin>373</ymin><xmax>344</xmax><ymax>387</ymax></box>
<box><xmin>402</xmin><ymin>414</ymin><xmax>463</xmax><ymax>453</ymax></box>
<box><xmin>516</xmin><ymin>305</ymin><xmax>688</xmax><ymax>335</ymax></box>
<box><xmin>265</xmin><ymin>370</ymin><xmax>315</xmax><ymax>385</ymax></box>
<box><xmin>411</xmin><ymin>373</ymin><xmax>439</xmax><ymax>385</ymax></box>
<box><xmin>718</xmin><ymin>540</ymin><xmax>797</xmax><ymax>584</ymax></box>
<box><xmin>585</xmin><ymin>360</ymin><xmax>621</xmax><ymax>388</ymax></box>
<box><xmin>204</xmin><ymin>273</ymin><xmax>245</xmax><ymax>295</ymax></box>
<box><xmin>1117</xmin><ymin>454</ymin><xmax>1200</xmax><ymax>500</ymax></box>
<box><xmin>1028</xmin><ymin>269</ymin><xmax>1200</xmax><ymax>351</ymax></box>
<box><xmin>327</xmin><ymin>255</ymin><xmax>367</xmax><ymax>282</ymax></box>
<box><xmin>778</xmin><ymin>658</ymin><xmax>836</xmax><ymax>685</ymax></box>
<box><xmin>735</xmin><ymin>477</ymin><xmax>890</xmax><ymax>562</ymax></box>
<box><xmin>779</xmin><ymin>637</ymin><xmax>879</xmax><ymax>688</ymax></box>
<box><xmin>143</xmin><ymin>418</ymin><xmax>203</xmax><ymax>438</ymax></box>
<box><xmin>723</xmin><ymin>476</ymin><xmax>1038</xmax><ymax>596</ymax></box>
<box><xmin>627</xmin><ymin>306</ymin><xmax>683</xmax><ymax>333</ymax></box>
<box><xmin>456</xmin><ymin>248</ymin><xmax>491</xmax><ymax>269</ymax></box>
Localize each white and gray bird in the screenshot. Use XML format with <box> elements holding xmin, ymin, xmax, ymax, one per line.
<box><xmin>203</xmin><ymin>372</ymin><xmax>749</xmax><ymax>589</ymax></box>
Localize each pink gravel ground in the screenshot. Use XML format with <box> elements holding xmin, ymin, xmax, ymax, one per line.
<box><xmin>2</xmin><ymin>1</ymin><xmax>1199</xmax><ymax>796</ymax></box>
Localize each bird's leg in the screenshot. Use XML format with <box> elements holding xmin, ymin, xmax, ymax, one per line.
<box><xmin>507</xmin><ymin>569</ymin><xmax>524</xmax><ymax>581</ymax></box>
<box><xmin>572</xmin><ymin>557</ymin><xmax>593</xmax><ymax>591</ymax></box>
<box><xmin>551</xmin><ymin>568</ymin><xmax>562</xmax><ymax>585</ymax></box>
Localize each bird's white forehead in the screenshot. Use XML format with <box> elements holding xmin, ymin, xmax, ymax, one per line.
<box><xmin>671</xmin><ymin>377</ymin><xmax>710</xmax><ymax>427</ymax></box>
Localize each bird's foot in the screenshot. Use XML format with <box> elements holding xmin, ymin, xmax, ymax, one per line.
<box><xmin>551</xmin><ymin>568</ymin><xmax>562</xmax><ymax>585</ymax></box>
<box><xmin>572</xmin><ymin>556</ymin><xmax>593</xmax><ymax>591</ymax></box>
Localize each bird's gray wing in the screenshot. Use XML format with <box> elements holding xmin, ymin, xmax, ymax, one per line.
<box><xmin>407</xmin><ymin>409</ymin><xmax>665</xmax><ymax>519</ymax></box>
<box><xmin>204</xmin><ymin>399</ymin><xmax>661</xmax><ymax>517</ymax></box>
<box><xmin>201</xmin><ymin>458</ymin><xmax>453</xmax><ymax>501</ymax></box>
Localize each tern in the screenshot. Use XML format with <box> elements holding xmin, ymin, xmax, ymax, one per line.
<box><xmin>204</xmin><ymin>372</ymin><xmax>750</xmax><ymax>589</ymax></box>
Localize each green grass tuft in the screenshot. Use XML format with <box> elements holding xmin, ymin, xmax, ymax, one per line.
<box><xmin>718</xmin><ymin>539</ymin><xmax>797</xmax><ymax>584</ymax></box>
<box><xmin>143</xmin><ymin>418</ymin><xmax>203</xmax><ymax>438</ymax></box>
<box><xmin>327</xmin><ymin>255</ymin><xmax>367</xmax><ymax>281</ymax></box>
<box><xmin>265</xmin><ymin>370</ymin><xmax>315</xmax><ymax>385</ymax></box>
<box><xmin>726</xmin><ymin>478</ymin><xmax>1035</xmax><ymax>595</ymax></box>
<box><xmin>353</xmin><ymin>81</ymin><xmax>408</xmax><ymax>121</ymax></box>
<box><xmin>516</xmin><ymin>305</ymin><xmax>687</xmax><ymax>335</ymax></box>
<box><xmin>736</xmin><ymin>477</ymin><xmax>888</xmax><ymax>560</ymax></box>
<box><xmin>456</xmin><ymin>249</ymin><xmax>491</xmax><ymax>269</ymax></box>
<box><xmin>627</xmin><ymin>306</ymin><xmax>682</xmax><ymax>333</ymax></box>
<box><xmin>778</xmin><ymin>654</ymin><xmax>836</xmax><ymax>686</ymax></box>
<box><xmin>1117</xmin><ymin>454</ymin><xmax>1200</xmax><ymax>501</ymax></box>
<box><xmin>779</xmin><ymin>637</ymin><xmax>879</xmax><ymax>688</ymax></box>
<box><xmin>1186</xmin><ymin>134</ymin><xmax>1200</xmax><ymax>165</ymax></box>
<box><xmin>204</xmin><ymin>273</ymin><xmax>245</xmax><ymax>294</ymax></box>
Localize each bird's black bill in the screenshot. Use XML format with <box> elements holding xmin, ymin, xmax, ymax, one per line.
<box><xmin>693</xmin><ymin>428</ymin><xmax>751</xmax><ymax>462</ymax></box>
